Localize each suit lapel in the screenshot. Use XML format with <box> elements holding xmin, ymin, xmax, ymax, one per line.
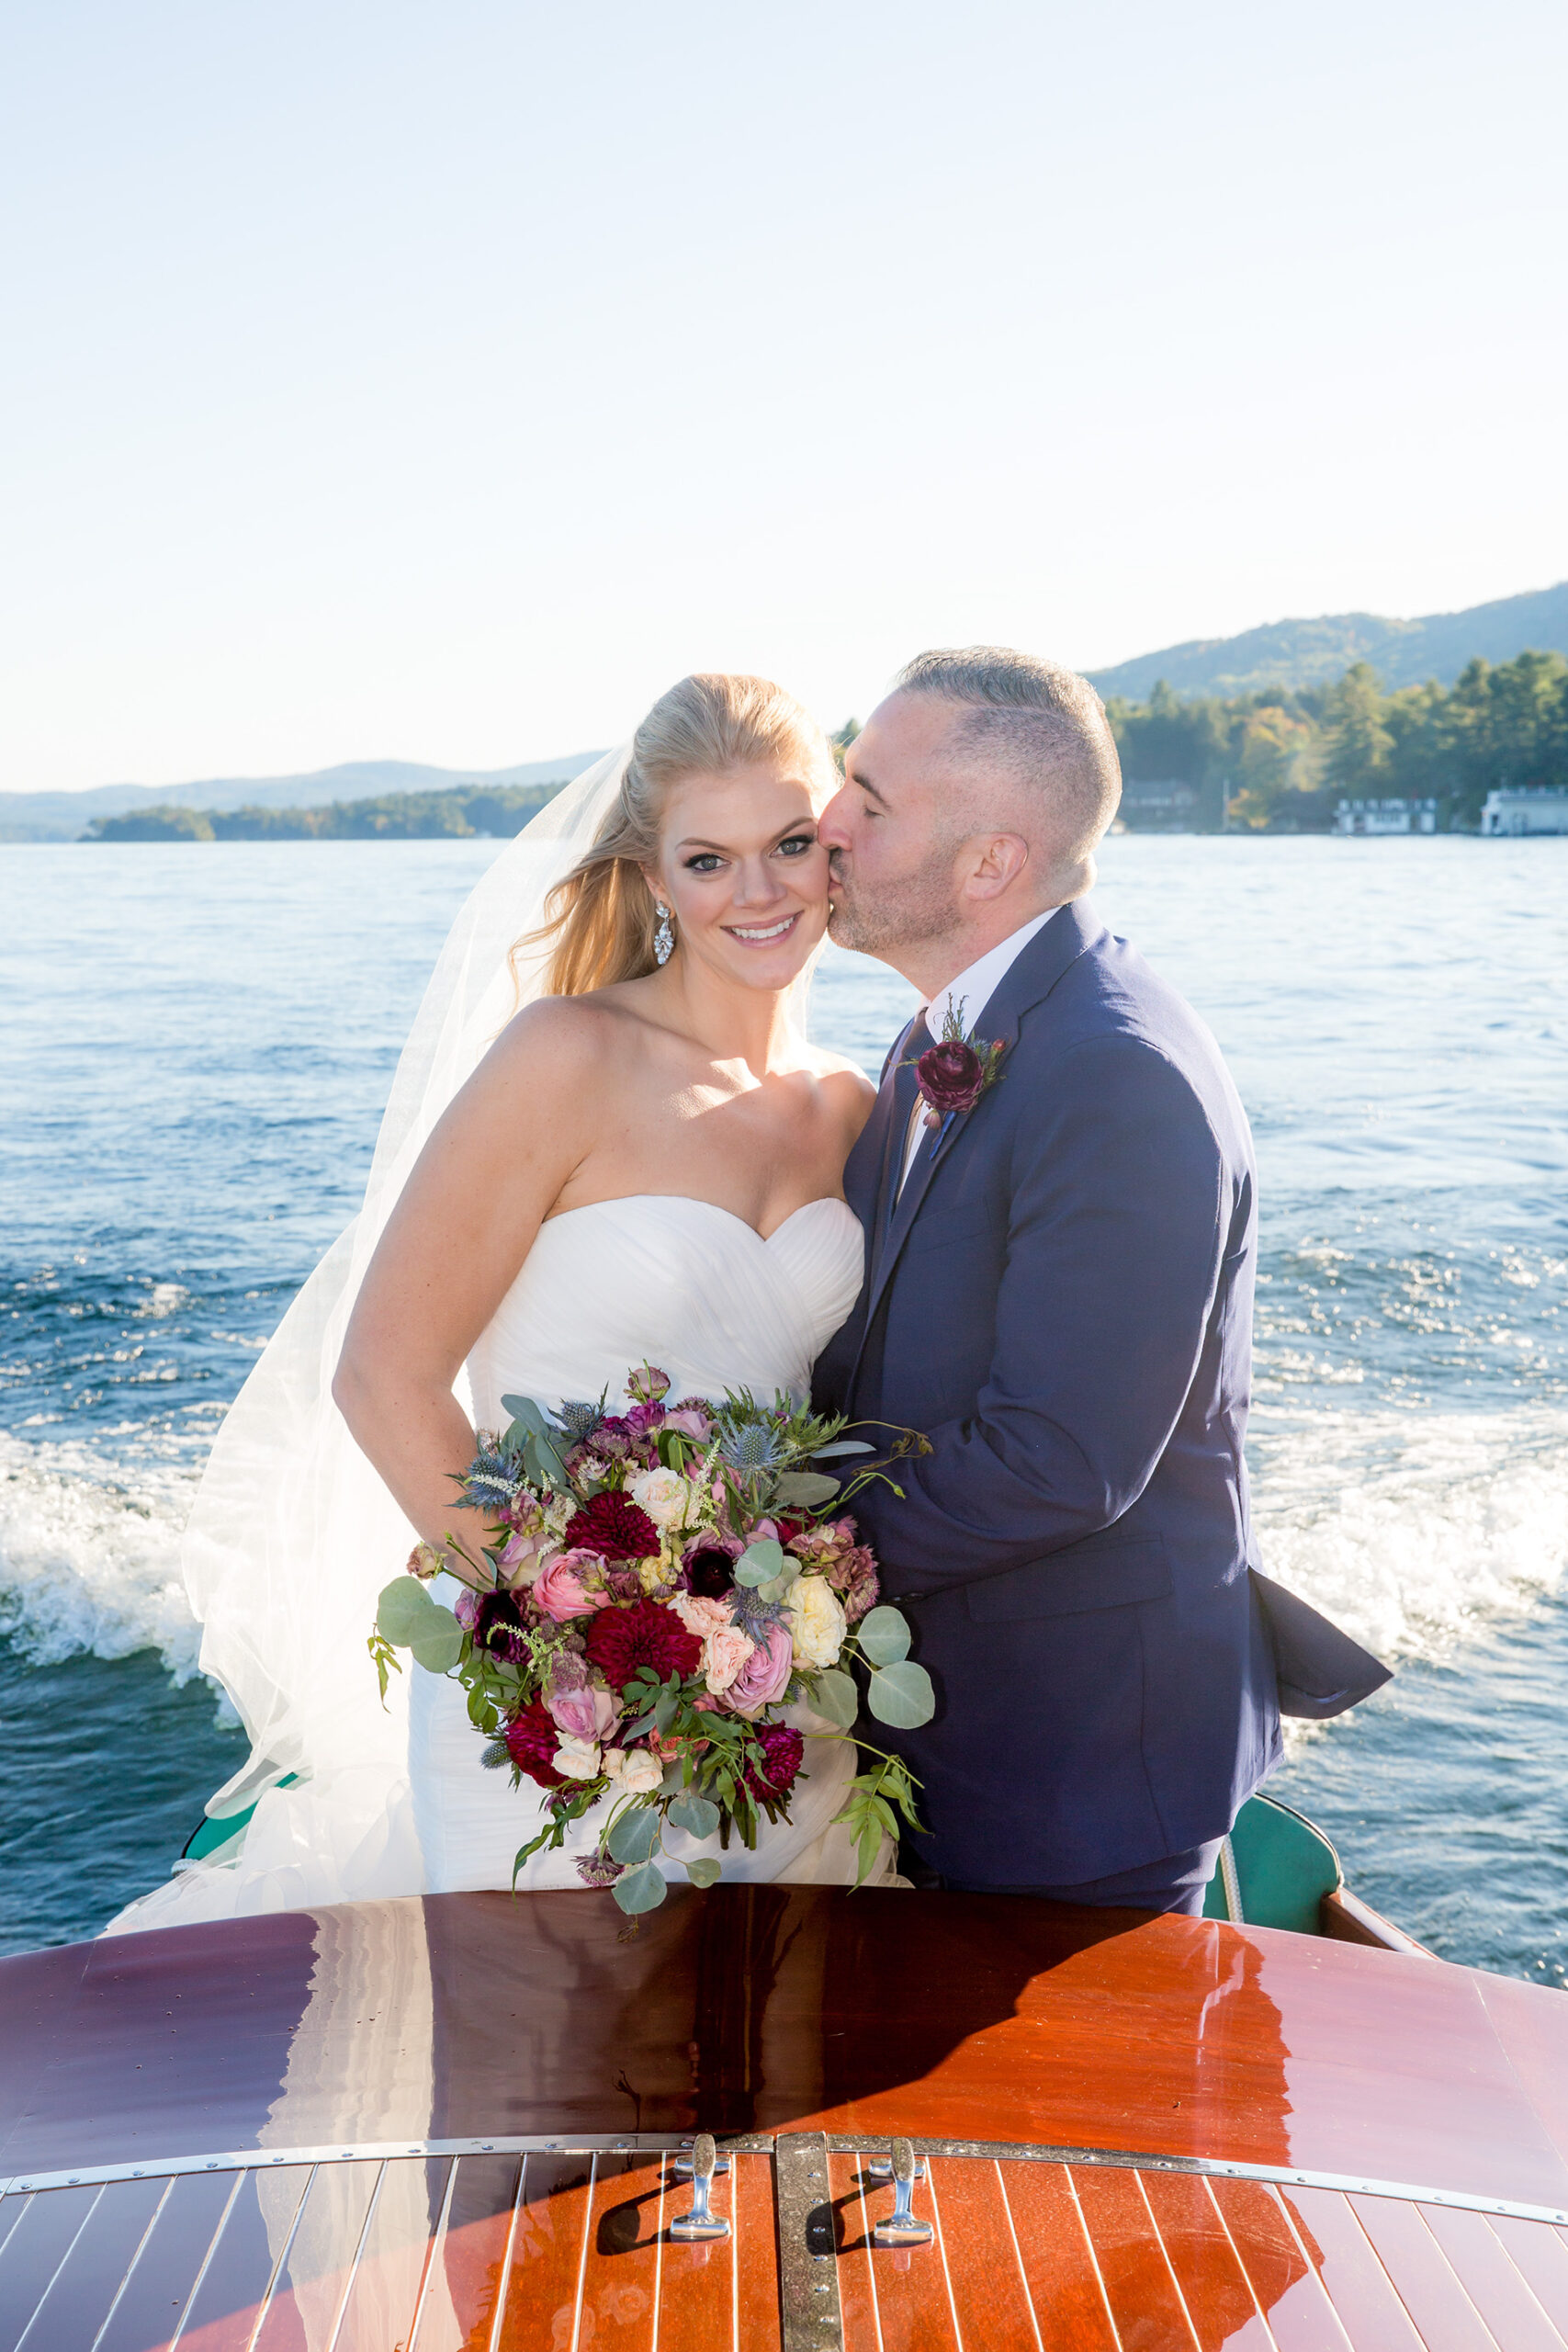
<box><xmin>846</xmin><ymin>899</ymin><xmax>1108</xmax><ymax>1397</ymax></box>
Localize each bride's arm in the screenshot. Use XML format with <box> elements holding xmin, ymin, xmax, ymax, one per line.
<box><xmin>333</xmin><ymin>1001</ymin><xmax>605</xmax><ymax>1585</ymax></box>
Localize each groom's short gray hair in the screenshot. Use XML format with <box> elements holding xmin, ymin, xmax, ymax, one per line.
<box><xmin>893</xmin><ymin>646</ymin><xmax>1122</xmax><ymax>858</ymax></box>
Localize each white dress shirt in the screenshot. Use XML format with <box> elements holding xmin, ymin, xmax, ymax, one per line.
<box><xmin>898</xmin><ymin>908</ymin><xmax>1055</xmax><ymax>1190</ymax></box>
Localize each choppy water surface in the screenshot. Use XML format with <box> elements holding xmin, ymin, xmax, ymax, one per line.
<box><xmin>1</xmin><ymin>835</ymin><xmax>1564</xmax><ymax>1963</ymax></box>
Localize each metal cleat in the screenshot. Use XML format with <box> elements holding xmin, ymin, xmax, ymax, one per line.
<box><xmin>670</xmin><ymin>2132</ymin><xmax>730</xmax><ymax>2242</ymax></box>
<box><xmin>872</xmin><ymin>2138</ymin><xmax>933</xmax><ymax>2249</ymax></box>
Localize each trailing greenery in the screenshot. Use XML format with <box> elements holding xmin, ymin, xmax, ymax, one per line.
<box><xmin>1107</xmin><ymin>650</ymin><xmax>1568</xmax><ymax>831</ymax></box>
<box><xmin>83</xmin><ymin>779</ymin><xmax>571</xmax><ymax>842</ymax></box>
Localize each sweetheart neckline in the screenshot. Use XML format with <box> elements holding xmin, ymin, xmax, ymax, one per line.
<box><xmin>538</xmin><ymin>1193</ymin><xmax>856</xmax><ymax>1248</ymax></box>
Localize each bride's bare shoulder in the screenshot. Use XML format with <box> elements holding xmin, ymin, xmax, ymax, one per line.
<box><xmin>486</xmin><ymin>991</ymin><xmax>643</xmax><ymax>1080</ymax></box>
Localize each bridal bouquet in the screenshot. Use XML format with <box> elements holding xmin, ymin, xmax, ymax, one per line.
<box><xmin>370</xmin><ymin>1363</ymin><xmax>933</xmax><ymax>1914</ymax></box>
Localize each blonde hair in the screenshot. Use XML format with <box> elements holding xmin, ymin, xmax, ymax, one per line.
<box><xmin>520</xmin><ymin>673</ymin><xmax>834</xmax><ymax>997</ymax></box>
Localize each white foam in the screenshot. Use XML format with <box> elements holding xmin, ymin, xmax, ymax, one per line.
<box><xmin>0</xmin><ymin>1430</ymin><xmax>203</xmax><ymax>1680</ymax></box>
<box><xmin>1250</xmin><ymin>1404</ymin><xmax>1568</xmax><ymax>1668</ymax></box>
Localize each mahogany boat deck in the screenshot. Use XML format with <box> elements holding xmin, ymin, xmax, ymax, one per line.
<box><xmin>5</xmin><ymin>1885</ymin><xmax>1568</xmax><ymax>2347</ymax></box>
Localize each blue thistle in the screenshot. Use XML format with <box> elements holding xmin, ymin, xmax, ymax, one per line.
<box><xmin>465</xmin><ymin>1448</ymin><xmax>522</xmax><ymax>1510</ymax></box>
<box><xmin>554</xmin><ymin>1399</ymin><xmax>604</xmax><ymax>1442</ymax></box>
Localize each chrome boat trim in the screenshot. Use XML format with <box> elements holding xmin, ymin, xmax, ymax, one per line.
<box><xmin>6</xmin><ymin>2129</ymin><xmax>1568</xmax><ymax>2230</ymax></box>
<box><xmin>0</xmin><ymin>2131</ymin><xmax>774</xmax><ymax>2196</ymax></box>
<box><xmin>829</xmin><ymin>2134</ymin><xmax>1568</xmax><ymax>2224</ymax></box>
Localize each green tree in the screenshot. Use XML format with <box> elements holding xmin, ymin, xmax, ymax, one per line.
<box><xmin>1320</xmin><ymin>663</ymin><xmax>1393</xmax><ymax>796</ymax></box>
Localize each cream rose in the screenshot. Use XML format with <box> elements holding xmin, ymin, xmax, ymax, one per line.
<box><xmin>618</xmin><ymin>1748</ymin><xmax>664</xmax><ymax>1795</ymax></box>
<box><xmin>629</xmin><ymin>1466</ymin><xmax>694</xmax><ymax>1531</ymax></box>
<box><xmin>785</xmin><ymin>1573</ymin><xmax>847</xmax><ymax>1669</ymax></box>
<box><xmin>552</xmin><ymin>1734</ymin><xmax>603</xmax><ymax>1781</ymax></box>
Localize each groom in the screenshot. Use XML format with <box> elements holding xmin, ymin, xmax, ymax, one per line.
<box><xmin>813</xmin><ymin>647</ymin><xmax>1281</xmax><ymax>1913</ymax></box>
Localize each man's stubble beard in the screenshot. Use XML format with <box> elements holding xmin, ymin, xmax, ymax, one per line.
<box><xmin>826</xmin><ymin>850</ymin><xmax>966</xmax><ymax>960</ymax></box>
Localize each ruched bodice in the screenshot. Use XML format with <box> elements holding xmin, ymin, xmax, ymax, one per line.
<box><xmin>466</xmin><ymin>1193</ymin><xmax>864</xmax><ymax>1425</ymax></box>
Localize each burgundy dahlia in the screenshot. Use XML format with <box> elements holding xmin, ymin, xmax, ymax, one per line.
<box><xmin>743</xmin><ymin>1724</ymin><xmax>805</xmax><ymax>1804</ymax></box>
<box><xmin>503</xmin><ymin>1701</ymin><xmax>569</xmax><ymax>1790</ymax></box>
<box><xmin>915</xmin><ymin>1039</ymin><xmax>987</xmax><ymax>1116</ymax></box>
<box><xmin>584</xmin><ymin>1598</ymin><xmax>702</xmax><ymax>1693</ymax></box>
<box><xmin>562</xmin><ymin>1491</ymin><xmax>660</xmax><ymax>1562</ymax></box>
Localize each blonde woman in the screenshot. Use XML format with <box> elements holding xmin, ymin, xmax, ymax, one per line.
<box><xmin>107</xmin><ymin>675</ymin><xmax>886</xmax><ymax>1929</ymax></box>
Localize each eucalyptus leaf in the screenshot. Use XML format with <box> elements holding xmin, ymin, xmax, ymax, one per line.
<box><xmin>734</xmin><ymin>1537</ymin><xmax>784</xmax><ymax>1588</ymax></box>
<box><xmin>856</xmin><ymin>1605</ymin><xmax>913</xmax><ymax>1667</ymax></box>
<box><xmin>773</xmin><ymin>1470</ymin><xmax>840</xmax><ymax>1507</ymax></box>
<box><xmin>811</xmin><ymin>1439</ymin><xmax>876</xmax><ymax>1458</ymax></box>
<box><xmin>408</xmin><ymin>1615</ymin><xmax>464</xmax><ymax>1674</ymax></box>
<box><xmin>525</xmin><ymin>1430</ymin><xmax>569</xmax><ymax>1489</ymax></box>
<box><xmin>613</xmin><ymin>1860</ymin><xmax>668</xmax><ymax>1914</ymax></box>
<box><xmin>684</xmin><ymin>1857</ymin><xmax>722</xmax><ymax>1889</ymax></box>
<box><xmin>500</xmin><ymin>1394</ymin><xmax>553</xmax><ymax>1436</ymax></box>
<box><xmin>377</xmin><ymin>1578</ymin><xmax>440</xmax><ymax>1645</ymax></box>
<box><xmin>811</xmin><ymin>1668</ymin><xmax>860</xmax><ymax>1731</ymax></box>
<box><xmin>606</xmin><ymin>1806</ymin><xmax>661</xmax><ymax>1865</ymax></box>
<box><xmin>865</xmin><ymin>1657</ymin><xmax>936</xmax><ymax>1727</ymax></box>
<box><xmin>758</xmin><ymin>1564</ymin><xmax>801</xmax><ymax>1605</ymax></box>
<box><xmin>667</xmin><ymin>1793</ymin><xmax>720</xmax><ymax>1841</ymax></box>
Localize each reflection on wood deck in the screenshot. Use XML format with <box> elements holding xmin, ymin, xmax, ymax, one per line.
<box><xmin>7</xmin><ymin>2137</ymin><xmax>1568</xmax><ymax>2348</ymax></box>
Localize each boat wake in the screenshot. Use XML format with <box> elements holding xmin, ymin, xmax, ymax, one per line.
<box><xmin>0</xmin><ymin>1430</ymin><xmax>204</xmax><ymax>1682</ymax></box>
<box><xmin>1251</xmin><ymin>1403</ymin><xmax>1568</xmax><ymax>1680</ymax></box>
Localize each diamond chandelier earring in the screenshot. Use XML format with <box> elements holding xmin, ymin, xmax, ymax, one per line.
<box><xmin>653</xmin><ymin>902</ymin><xmax>675</xmax><ymax>965</ymax></box>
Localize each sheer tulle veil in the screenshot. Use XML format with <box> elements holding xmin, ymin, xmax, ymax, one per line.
<box><xmin>108</xmin><ymin>749</ymin><xmax>637</xmax><ymax>1928</ymax></box>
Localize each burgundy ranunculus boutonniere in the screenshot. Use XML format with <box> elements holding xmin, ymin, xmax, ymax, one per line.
<box><xmin>907</xmin><ymin>997</ymin><xmax>1007</xmax><ymax>1130</ymax></box>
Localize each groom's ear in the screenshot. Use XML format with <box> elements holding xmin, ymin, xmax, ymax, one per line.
<box><xmin>960</xmin><ymin>832</ymin><xmax>1031</xmax><ymax>903</ymax></box>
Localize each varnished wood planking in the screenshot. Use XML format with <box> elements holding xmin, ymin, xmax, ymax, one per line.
<box><xmin>570</xmin><ymin>2153</ymin><xmax>664</xmax><ymax>2352</ymax></box>
<box><xmin>829</xmin><ymin>2151</ymin><xmax>885</xmax><ymax>2352</ymax></box>
<box><xmin>1137</xmin><ymin>2170</ymin><xmax>1273</xmax><ymax>2350</ymax></box>
<box><xmin>0</xmin><ymin>2177</ymin><xmax>166</xmax><ymax>2352</ymax></box>
<box><xmin>1279</xmin><ymin>2188</ymin><xmax>1426</xmax><ymax>2350</ymax></box>
<box><xmin>655</xmin><ymin>2155</ymin><xmax>739</xmax><ymax>2352</ymax></box>
<box><xmin>732</xmin><ymin>2150</ymin><xmax>784</xmax><ymax>2352</ymax></box>
<box><xmin>330</xmin><ymin>2158</ymin><xmax>451</xmax><ymax>2352</ymax></box>
<box><xmin>251</xmin><ymin>2158</ymin><xmax>381</xmax><ymax>2352</ymax></box>
<box><xmin>486</xmin><ymin>2150</ymin><xmax>591</xmax><ymax>2352</ymax></box>
<box><xmin>1349</xmin><ymin>2194</ymin><xmax>1505</xmax><ymax>2352</ymax></box>
<box><xmin>995</xmin><ymin>2163</ymin><xmax>1119</xmax><ymax>2348</ymax></box>
<box><xmin>1205</xmin><ymin>2178</ymin><xmax>1352</xmax><ymax>2352</ymax></box>
<box><xmin>1422</xmin><ymin>2203</ymin><xmax>1568</xmax><ymax>2352</ymax></box>
<box><xmin>175</xmin><ymin>2166</ymin><xmax>314</xmax><ymax>2352</ymax></box>
<box><xmin>96</xmin><ymin>2171</ymin><xmax>243</xmax><ymax>2352</ymax></box>
<box><xmin>1491</xmin><ymin>2217</ymin><xmax>1568</xmax><ymax>2337</ymax></box>
<box><xmin>0</xmin><ymin>2183</ymin><xmax>102</xmax><ymax>2352</ymax></box>
<box><xmin>923</xmin><ymin>2157</ymin><xmax>1040</xmax><ymax>2349</ymax></box>
<box><xmin>852</xmin><ymin>2157</ymin><xmax>958</xmax><ymax>2352</ymax></box>
<box><xmin>1070</xmin><ymin>2165</ymin><xmax>1199</xmax><ymax>2350</ymax></box>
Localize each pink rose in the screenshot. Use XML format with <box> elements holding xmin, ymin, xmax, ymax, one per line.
<box><xmin>533</xmin><ymin>1548</ymin><xmax>609</xmax><ymax>1623</ymax></box>
<box><xmin>672</xmin><ymin>1589</ymin><xmax>734</xmax><ymax>1641</ymax></box>
<box><xmin>703</xmin><ymin>1624</ymin><xmax>755</xmax><ymax>1695</ymax></box>
<box><xmin>547</xmin><ymin>1681</ymin><xmax>619</xmax><ymax>1743</ymax></box>
<box><xmin>725</xmin><ymin>1620</ymin><xmax>793</xmax><ymax>1715</ymax></box>
<box><xmin>664</xmin><ymin>1405</ymin><xmax>712</xmax><ymax>1440</ymax></box>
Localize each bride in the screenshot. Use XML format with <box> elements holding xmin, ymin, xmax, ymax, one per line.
<box><xmin>107</xmin><ymin>674</ymin><xmax>885</xmax><ymax>1933</ymax></box>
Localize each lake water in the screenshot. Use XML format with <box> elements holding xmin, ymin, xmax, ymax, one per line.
<box><xmin>1</xmin><ymin>835</ymin><xmax>1564</xmax><ymax>1971</ymax></box>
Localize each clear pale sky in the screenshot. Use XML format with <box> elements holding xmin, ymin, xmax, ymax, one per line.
<box><xmin>4</xmin><ymin>0</ymin><xmax>1564</xmax><ymax>792</ymax></box>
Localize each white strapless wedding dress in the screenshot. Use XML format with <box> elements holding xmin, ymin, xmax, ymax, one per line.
<box><xmin>412</xmin><ymin>1191</ymin><xmax>883</xmax><ymax>1892</ymax></box>
<box><xmin>105</xmin><ymin>1191</ymin><xmax>882</xmax><ymax>1934</ymax></box>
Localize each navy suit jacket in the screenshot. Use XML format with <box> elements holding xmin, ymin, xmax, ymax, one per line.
<box><xmin>813</xmin><ymin>899</ymin><xmax>1283</xmax><ymax>1885</ymax></box>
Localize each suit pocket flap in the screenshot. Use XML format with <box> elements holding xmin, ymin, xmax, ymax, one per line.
<box><xmin>964</xmin><ymin>1535</ymin><xmax>1172</xmax><ymax>1623</ymax></box>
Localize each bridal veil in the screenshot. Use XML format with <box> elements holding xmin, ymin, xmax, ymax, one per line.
<box><xmin>106</xmin><ymin>749</ymin><xmax>634</xmax><ymax>1928</ymax></box>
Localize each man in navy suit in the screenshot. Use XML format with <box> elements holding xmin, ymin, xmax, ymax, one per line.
<box><xmin>813</xmin><ymin>647</ymin><xmax>1282</xmax><ymax>1913</ymax></box>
